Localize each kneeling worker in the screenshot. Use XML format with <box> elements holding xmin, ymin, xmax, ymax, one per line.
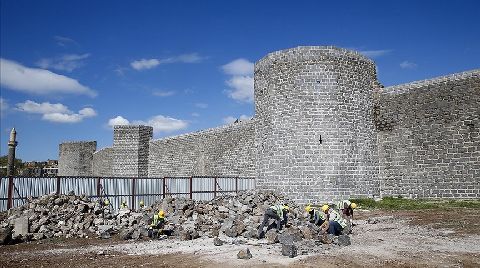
<box><xmin>148</xmin><ymin>210</ymin><xmax>166</xmax><ymax>238</ymax></box>
<box><xmin>305</xmin><ymin>205</ymin><xmax>326</xmax><ymax>226</ymax></box>
<box><xmin>258</xmin><ymin>204</ymin><xmax>289</xmax><ymax>238</ymax></box>
<box><xmin>338</xmin><ymin>200</ymin><xmax>357</xmax><ymax>226</ymax></box>
<box><xmin>320</xmin><ymin>204</ymin><xmax>348</xmax><ymax>236</ymax></box>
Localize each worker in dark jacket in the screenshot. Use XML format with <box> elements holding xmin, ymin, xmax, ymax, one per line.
<box><xmin>257</xmin><ymin>204</ymin><xmax>289</xmax><ymax>238</ymax></box>
<box><xmin>148</xmin><ymin>210</ymin><xmax>166</xmax><ymax>238</ymax></box>
<box><xmin>320</xmin><ymin>204</ymin><xmax>348</xmax><ymax>236</ymax></box>
<box><xmin>337</xmin><ymin>200</ymin><xmax>357</xmax><ymax>226</ymax></box>
<box><xmin>305</xmin><ymin>205</ymin><xmax>326</xmax><ymax>226</ymax></box>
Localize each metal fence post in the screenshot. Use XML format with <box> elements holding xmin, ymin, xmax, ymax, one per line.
<box><xmin>56</xmin><ymin>176</ymin><xmax>61</xmax><ymax>195</ymax></box>
<box><xmin>132</xmin><ymin>177</ymin><xmax>136</xmax><ymax>211</ymax></box>
<box><xmin>96</xmin><ymin>177</ymin><xmax>101</xmax><ymax>197</ymax></box>
<box><xmin>162</xmin><ymin>177</ymin><xmax>166</xmax><ymax>199</ymax></box>
<box><xmin>214</xmin><ymin>177</ymin><xmax>217</xmax><ymax>198</ymax></box>
<box><xmin>189</xmin><ymin>177</ymin><xmax>193</xmax><ymax>199</ymax></box>
<box><xmin>7</xmin><ymin>176</ymin><xmax>14</xmax><ymax>209</ymax></box>
<box><xmin>235</xmin><ymin>177</ymin><xmax>238</xmax><ymax>193</ymax></box>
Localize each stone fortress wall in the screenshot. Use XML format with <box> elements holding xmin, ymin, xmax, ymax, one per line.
<box><xmin>375</xmin><ymin>70</ymin><xmax>479</xmax><ymax>199</ymax></box>
<box><xmin>58</xmin><ymin>141</ymin><xmax>97</xmax><ymax>176</ymax></box>
<box><xmin>58</xmin><ymin>46</ymin><xmax>480</xmax><ymax>202</ymax></box>
<box><xmin>92</xmin><ymin>147</ymin><xmax>113</xmax><ymax>177</ymax></box>
<box><xmin>148</xmin><ymin>119</ymin><xmax>255</xmax><ymax>178</ymax></box>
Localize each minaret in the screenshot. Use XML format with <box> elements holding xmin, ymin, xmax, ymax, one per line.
<box><xmin>7</xmin><ymin>128</ymin><xmax>18</xmax><ymax>177</ymax></box>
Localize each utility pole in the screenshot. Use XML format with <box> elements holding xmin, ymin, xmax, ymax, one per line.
<box><xmin>7</xmin><ymin>128</ymin><xmax>17</xmax><ymax>209</ymax></box>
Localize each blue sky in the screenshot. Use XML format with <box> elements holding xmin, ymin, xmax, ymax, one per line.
<box><xmin>1</xmin><ymin>0</ymin><xmax>479</xmax><ymax>161</ymax></box>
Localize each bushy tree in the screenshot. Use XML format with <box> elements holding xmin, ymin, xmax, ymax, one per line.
<box><xmin>0</xmin><ymin>155</ymin><xmax>23</xmax><ymax>177</ymax></box>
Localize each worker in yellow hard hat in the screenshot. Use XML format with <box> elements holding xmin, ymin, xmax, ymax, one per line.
<box><xmin>320</xmin><ymin>203</ymin><xmax>348</xmax><ymax>236</ymax></box>
<box><xmin>120</xmin><ymin>200</ymin><xmax>128</xmax><ymax>209</ymax></box>
<box><xmin>139</xmin><ymin>200</ymin><xmax>145</xmax><ymax>210</ymax></box>
<box><xmin>305</xmin><ymin>205</ymin><xmax>326</xmax><ymax>226</ymax></box>
<box><xmin>148</xmin><ymin>210</ymin><xmax>166</xmax><ymax>239</ymax></box>
<box><xmin>257</xmin><ymin>204</ymin><xmax>289</xmax><ymax>238</ymax></box>
<box><xmin>337</xmin><ymin>200</ymin><xmax>357</xmax><ymax>227</ymax></box>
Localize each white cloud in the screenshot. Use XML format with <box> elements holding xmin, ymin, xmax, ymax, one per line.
<box><xmin>79</xmin><ymin>107</ymin><xmax>97</xmax><ymax>117</ymax></box>
<box><xmin>223</xmin><ymin>116</ymin><xmax>236</xmax><ymax>124</ymax></box>
<box><xmin>223</xmin><ymin>114</ymin><xmax>252</xmax><ymax>124</ymax></box>
<box><xmin>15</xmin><ymin>100</ymin><xmax>71</xmax><ymax>114</ymax></box>
<box><xmin>54</xmin><ymin>35</ymin><xmax>79</xmax><ymax>47</ymax></box>
<box><xmin>222</xmin><ymin>59</ymin><xmax>254</xmax><ymax>103</ymax></box>
<box><xmin>131</xmin><ymin>53</ymin><xmax>206</xmax><ymax>71</ymax></box>
<box><xmin>0</xmin><ymin>98</ymin><xmax>9</xmax><ymax>112</ymax></box>
<box><xmin>239</xmin><ymin>115</ymin><xmax>252</xmax><ymax>120</ymax></box>
<box><xmin>225</xmin><ymin>76</ymin><xmax>254</xmax><ymax>103</ymax></box>
<box><xmin>221</xmin><ymin>58</ymin><xmax>254</xmax><ymax>76</ymax></box>
<box><xmin>400</xmin><ymin>61</ymin><xmax>418</xmax><ymax>69</ymax></box>
<box><xmin>0</xmin><ymin>58</ymin><xmax>97</xmax><ymax>97</ymax></box>
<box><xmin>114</xmin><ymin>66</ymin><xmax>128</xmax><ymax>76</ymax></box>
<box><xmin>133</xmin><ymin>115</ymin><xmax>188</xmax><ymax>134</ymax></box>
<box><xmin>166</xmin><ymin>53</ymin><xmax>205</xmax><ymax>64</ymax></box>
<box><xmin>359</xmin><ymin>49</ymin><xmax>392</xmax><ymax>58</ymax></box>
<box><xmin>108</xmin><ymin>116</ymin><xmax>130</xmax><ymax>127</ymax></box>
<box><xmin>108</xmin><ymin>115</ymin><xmax>188</xmax><ymax>134</ymax></box>
<box><xmin>195</xmin><ymin>103</ymin><xmax>208</xmax><ymax>109</ymax></box>
<box><xmin>159</xmin><ymin>53</ymin><xmax>206</xmax><ymax>64</ymax></box>
<box><xmin>131</xmin><ymin>59</ymin><xmax>160</xmax><ymax>70</ymax></box>
<box><xmin>15</xmin><ymin>100</ymin><xmax>96</xmax><ymax>123</ymax></box>
<box><xmin>42</xmin><ymin>113</ymin><xmax>83</xmax><ymax>123</ymax></box>
<box><xmin>153</xmin><ymin>90</ymin><xmax>175</xmax><ymax>97</ymax></box>
<box><xmin>191</xmin><ymin>112</ymin><xmax>200</xmax><ymax>117</ymax></box>
<box><xmin>36</xmin><ymin>53</ymin><xmax>90</xmax><ymax>72</ymax></box>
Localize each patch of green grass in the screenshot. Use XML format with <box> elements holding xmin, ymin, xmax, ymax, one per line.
<box><xmin>350</xmin><ymin>197</ymin><xmax>480</xmax><ymax>210</ymax></box>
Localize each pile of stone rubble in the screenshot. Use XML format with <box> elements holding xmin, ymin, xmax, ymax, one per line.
<box><xmin>0</xmin><ymin>190</ymin><xmax>351</xmax><ymax>257</ymax></box>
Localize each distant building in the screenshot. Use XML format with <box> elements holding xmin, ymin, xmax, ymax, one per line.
<box><xmin>20</xmin><ymin>159</ymin><xmax>58</xmax><ymax>177</ymax></box>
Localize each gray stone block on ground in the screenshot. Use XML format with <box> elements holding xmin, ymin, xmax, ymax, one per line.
<box><xmin>281</xmin><ymin>244</ymin><xmax>298</xmax><ymax>258</ymax></box>
<box><xmin>97</xmin><ymin>225</ymin><xmax>113</xmax><ymax>234</ymax></box>
<box><xmin>237</xmin><ymin>248</ymin><xmax>252</xmax><ymax>259</ymax></box>
<box><xmin>286</xmin><ymin>227</ymin><xmax>304</xmax><ymax>242</ymax></box>
<box><xmin>265</xmin><ymin>229</ymin><xmax>279</xmax><ymax>244</ymax></box>
<box><xmin>213</xmin><ymin>236</ymin><xmax>224</xmax><ymax>246</ymax></box>
<box><xmin>120</xmin><ymin>228</ymin><xmax>134</xmax><ymax>240</ymax></box>
<box><xmin>100</xmin><ymin>231</ymin><xmax>111</xmax><ymax>239</ymax></box>
<box><xmin>13</xmin><ymin>217</ymin><xmax>29</xmax><ymax>237</ymax></box>
<box><xmin>190</xmin><ymin>230</ymin><xmax>200</xmax><ymax>239</ymax></box>
<box><xmin>278</xmin><ymin>233</ymin><xmax>294</xmax><ymax>245</ymax></box>
<box><xmin>337</xmin><ymin>235</ymin><xmax>351</xmax><ymax>246</ymax></box>
<box><xmin>0</xmin><ymin>227</ymin><xmax>13</xmax><ymax>245</ymax></box>
<box><xmin>32</xmin><ymin>233</ymin><xmax>45</xmax><ymax>241</ymax></box>
<box><xmin>179</xmin><ymin>231</ymin><xmax>191</xmax><ymax>241</ymax></box>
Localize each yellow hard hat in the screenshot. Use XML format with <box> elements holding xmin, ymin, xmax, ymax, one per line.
<box><xmin>321</xmin><ymin>204</ymin><xmax>329</xmax><ymax>212</ymax></box>
<box><xmin>139</xmin><ymin>200</ymin><xmax>144</xmax><ymax>206</ymax></box>
<box><xmin>351</xmin><ymin>202</ymin><xmax>357</xmax><ymax>209</ymax></box>
<box><xmin>283</xmin><ymin>205</ymin><xmax>289</xmax><ymax>211</ymax></box>
<box><xmin>305</xmin><ymin>205</ymin><xmax>313</xmax><ymax>212</ymax></box>
<box><xmin>104</xmin><ymin>200</ymin><xmax>109</xmax><ymax>206</ymax></box>
<box><xmin>158</xmin><ymin>210</ymin><xmax>165</xmax><ymax>218</ymax></box>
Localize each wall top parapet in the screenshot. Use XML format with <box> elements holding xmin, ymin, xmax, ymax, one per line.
<box><xmin>255</xmin><ymin>46</ymin><xmax>374</xmax><ymax>72</ymax></box>
<box><xmin>150</xmin><ymin>119</ymin><xmax>254</xmax><ymax>144</ymax></box>
<box><xmin>379</xmin><ymin>69</ymin><xmax>480</xmax><ymax>95</ymax></box>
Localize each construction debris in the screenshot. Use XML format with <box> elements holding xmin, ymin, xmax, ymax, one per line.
<box><xmin>0</xmin><ymin>189</ymin><xmax>352</xmax><ymax>258</ymax></box>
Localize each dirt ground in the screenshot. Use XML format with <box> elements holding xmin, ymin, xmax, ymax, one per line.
<box><xmin>1</xmin><ymin>208</ymin><xmax>479</xmax><ymax>268</ymax></box>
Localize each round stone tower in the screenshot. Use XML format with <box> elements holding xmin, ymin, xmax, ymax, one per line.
<box><xmin>254</xmin><ymin>46</ymin><xmax>379</xmax><ymax>204</ymax></box>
